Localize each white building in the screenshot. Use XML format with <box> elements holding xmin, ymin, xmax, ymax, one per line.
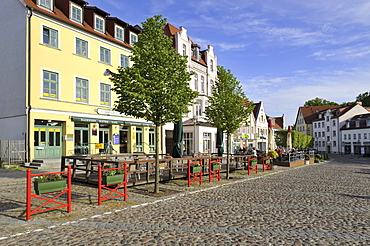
<box><xmin>162</xmin><ymin>24</ymin><xmax>218</xmax><ymax>156</ymax></box>
<box><xmin>312</xmin><ymin>103</ymin><xmax>369</xmax><ymax>154</ymax></box>
<box><xmin>341</xmin><ymin>113</ymin><xmax>370</xmax><ymax>155</ymax></box>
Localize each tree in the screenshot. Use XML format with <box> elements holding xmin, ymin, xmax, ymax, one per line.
<box><xmin>356</xmin><ymin>92</ymin><xmax>370</xmax><ymax>107</ymax></box>
<box><xmin>275</xmin><ymin>130</ymin><xmax>313</xmax><ymax>149</ymax></box>
<box><xmin>109</xmin><ymin>15</ymin><xmax>198</xmax><ymax>193</ymax></box>
<box><xmin>304</xmin><ymin>97</ymin><xmax>338</xmax><ymax>106</ymax></box>
<box><xmin>205</xmin><ymin>66</ymin><xmax>254</xmax><ymax>179</ymax></box>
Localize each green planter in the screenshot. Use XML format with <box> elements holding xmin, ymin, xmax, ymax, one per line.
<box><xmin>250</xmin><ymin>160</ymin><xmax>257</xmax><ymax>167</ymax></box>
<box><xmin>212</xmin><ymin>164</ymin><xmax>220</xmax><ymax>171</ymax></box>
<box><xmin>264</xmin><ymin>159</ymin><xmax>270</xmax><ymax>164</ymax></box>
<box><xmin>33</xmin><ymin>179</ymin><xmax>67</xmax><ymax>195</ymax></box>
<box><xmin>190</xmin><ymin>166</ymin><xmax>201</xmax><ymax>173</ymax></box>
<box><xmin>103</xmin><ymin>174</ymin><xmax>124</xmax><ymax>185</ymax></box>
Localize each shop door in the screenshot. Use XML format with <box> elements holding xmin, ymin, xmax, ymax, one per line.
<box><xmin>74</xmin><ymin>127</ymin><xmax>89</xmax><ymax>155</ymax></box>
<box><xmin>99</xmin><ymin>127</ymin><xmax>110</xmax><ymax>153</ymax></box>
<box><xmin>120</xmin><ymin>128</ymin><xmax>129</xmax><ymax>153</ymax></box>
<box><xmin>34</xmin><ymin>127</ymin><xmax>62</xmax><ymax>159</ymax></box>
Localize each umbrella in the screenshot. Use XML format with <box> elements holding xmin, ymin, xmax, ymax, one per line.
<box><xmin>171</xmin><ymin>119</ymin><xmax>183</xmax><ymax>158</ymax></box>
<box><xmin>216</xmin><ymin>129</ymin><xmax>224</xmax><ymax>157</ymax></box>
<box><xmin>268</xmin><ymin>118</ymin><xmax>273</xmax><ymax>150</ymax></box>
<box><xmin>287</xmin><ymin>125</ymin><xmax>292</xmax><ymax>152</ymax></box>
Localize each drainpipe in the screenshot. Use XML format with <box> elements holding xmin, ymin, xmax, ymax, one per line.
<box><xmin>26</xmin><ymin>7</ymin><xmax>32</xmax><ymax>163</ymax></box>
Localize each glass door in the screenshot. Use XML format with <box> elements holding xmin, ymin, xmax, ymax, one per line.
<box><xmin>74</xmin><ymin>123</ymin><xmax>89</xmax><ymax>155</ymax></box>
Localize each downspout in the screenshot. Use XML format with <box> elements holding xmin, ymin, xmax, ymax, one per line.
<box><xmin>26</xmin><ymin>7</ymin><xmax>32</xmax><ymax>163</ymax></box>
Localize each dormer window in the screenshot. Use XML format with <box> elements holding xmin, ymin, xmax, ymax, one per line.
<box><xmin>346</xmin><ymin>121</ymin><xmax>350</xmax><ymax>128</ymax></box>
<box><xmin>130</xmin><ymin>33</ymin><xmax>138</xmax><ymax>45</ymax></box>
<box><xmin>71</xmin><ymin>4</ymin><xmax>82</xmax><ymax>23</ymax></box>
<box><xmin>95</xmin><ymin>15</ymin><xmax>105</xmax><ymax>33</ymax></box>
<box><xmin>356</xmin><ymin>120</ymin><xmax>360</xmax><ymax>127</ymax></box>
<box><xmin>115</xmin><ymin>26</ymin><xmax>124</xmax><ymax>41</ymax></box>
<box><xmin>39</xmin><ymin>0</ymin><xmax>52</xmax><ymax>10</ymax></box>
<box><xmin>367</xmin><ymin>118</ymin><xmax>370</xmax><ymax>127</ymax></box>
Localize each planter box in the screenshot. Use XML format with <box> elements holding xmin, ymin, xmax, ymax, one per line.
<box><xmin>103</xmin><ymin>174</ymin><xmax>124</xmax><ymax>185</ymax></box>
<box><xmin>250</xmin><ymin>160</ymin><xmax>257</xmax><ymax>166</ymax></box>
<box><xmin>264</xmin><ymin>159</ymin><xmax>270</xmax><ymax>164</ymax></box>
<box><xmin>190</xmin><ymin>166</ymin><xmax>201</xmax><ymax>173</ymax></box>
<box><xmin>33</xmin><ymin>179</ymin><xmax>67</xmax><ymax>195</ymax></box>
<box><xmin>212</xmin><ymin>164</ymin><xmax>220</xmax><ymax>171</ymax></box>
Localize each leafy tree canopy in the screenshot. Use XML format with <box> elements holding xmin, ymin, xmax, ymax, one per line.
<box><xmin>304</xmin><ymin>97</ymin><xmax>339</xmax><ymax>106</ymax></box>
<box><xmin>356</xmin><ymin>91</ymin><xmax>370</xmax><ymax>107</ymax></box>
<box><xmin>109</xmin><ymin>15</ymin><xmax>198</xmax><ymax>126</ymax></box>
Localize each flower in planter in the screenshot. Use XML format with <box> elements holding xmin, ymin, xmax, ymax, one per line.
<box><xmin>33</xmin><ymin>174</ymin><xmax>63</xmax><ymax>182</ymax></box>
<box><xmin>103</xmin><ymin>169</ymin><xmax>117</xmax><ymax>176</ymax></box>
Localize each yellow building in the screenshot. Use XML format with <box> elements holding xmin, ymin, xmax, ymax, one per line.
<box><xmin>0</xmin><ymin>0</ymin><xmax>157</xmax><ymax>162</ymax></box>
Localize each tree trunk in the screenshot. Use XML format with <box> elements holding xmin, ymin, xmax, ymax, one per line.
<box><xmin>226</xmin><ymin>132</ymin><xmax>231</xmax><ymax>179</ymax></box>
<box><xmin>154</xmin><ymin>125</ymin><xmax>160</xmax><ymax>193</ymax></box>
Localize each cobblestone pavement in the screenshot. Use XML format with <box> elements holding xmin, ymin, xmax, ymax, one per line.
<box><xmin>0</xmin><ymin>154</ymin><xmax>369</xmax><ymax>245</ymax></box>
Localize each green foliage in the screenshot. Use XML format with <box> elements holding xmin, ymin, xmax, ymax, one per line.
<box><xmin>356</xmin><ymin>91</ymin><xmax>370</xmax><ymax>107</ymax></box>
<box><xmin>267</xmin><ymin>150</ymin><xmax>278</xmax><ymax>159</ymax></box>
<box><xmin>205</xmin><ymin>66</ymin><xmax>254</xmax><ymax>179</ymax></box>
<box><xmin>33</xmin><ymin>174</ymin><xmax>63</xmax><ymax>182</ymax></box>
<box><xmin>109</xmin><ymin>15</ymin><xmax>198</xmax><ymax>126</ymax></box>
<box><xmin>304</xmin><ymin>97</ymin><xmax>339</xmax><ymax>106</ymax></box>
<box><xmin>275</xmin><ymin>130</ymin><xmax>313</xmax><ymax>149</ymax></box>
<box><xmin>205</xmin><ymin>66</ymin><xmax>254</xmax><ymax>135</ymax></box>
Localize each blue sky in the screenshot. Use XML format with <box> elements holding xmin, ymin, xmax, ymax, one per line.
<box><xmin>87</xmin><ymin>0</ymin><xmax>370</xmax><ymax>125</ymax></box>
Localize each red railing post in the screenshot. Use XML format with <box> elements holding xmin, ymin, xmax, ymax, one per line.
<box><xmin>26</xmin><ymin>169</ymin><xmax>31</xmax><ymax>221</ymax></box>
<box><xmin>124</xmin><ymin>162</ymin><xmax>127</xmax><ymax>201</ymax></box>
<box><xmin>98</xmin><ymin>165</ymin><xmax>102</xmax><ymax>205</ymax></box>
<box><xmin>187</xmin><ymin>159</ymin><xmax>190</xmax><ymax>187</ymax></box>
<box><xmin>67</xmin><ymin>165</ymin><xmax>72</xmax><ymax>213</ymax></box>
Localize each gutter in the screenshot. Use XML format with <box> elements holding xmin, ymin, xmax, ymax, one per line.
<box><xmin>26</xmin><ymin>7</ymin><xmax>32</xmax><ymax>163</ymax></box>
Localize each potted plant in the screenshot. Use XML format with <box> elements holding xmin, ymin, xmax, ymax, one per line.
<box><xmin>267</xmin><ymin>150</ymin><xmax>278</xmax><ymax>160</ymax></box>
<box><xmin>250</xmin><ymin>159</ymin><xmax>258</xmax><ymax>167</ymax></box>
<box><xmin>211</xmin><ymin>162</ymin><xmax>220</xmax><ymax>171</ymax></box>
<box><xmin>33</xmin><ymin>174</ymin><xmax>66</xmax><ymax>195</ymax></box>
<box><xmin>190</xmin><ymin>163</ymin><xmax>201</xmax><ymax>173</ymax></box>
<box><xmin>314</xmin><ymin>154</ymin><xmax>322</xmax><ymax>163</ymax></box>
<box><xmin>103</xmin><ymin>169</ymin><xmax>124</xmax><ymax>185</ymax></box>
<box><xmin>304</xmin><ymin>153</ymin><xmax>310</xmax><ymax>164</ymax></box>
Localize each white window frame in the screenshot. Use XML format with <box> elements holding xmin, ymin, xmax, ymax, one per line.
<box><xmin>194</xmin><ymin>74</ymin><xmax>198</xmax><ymax>91</ymax></box>
<box><xmin>120</xmin><ymin>54</ymin><xmax>130</xmax><ymax>68</ymax></box>
<box><xmin>130</xmin><ymin>32</ymin><xmax>138</xmax><ymax>45</ymax></box>
<box><xmin>74</xmin><ymin>76</ymin><xmax>89</xmax><ymax>103</ymax></box>
<box><xmin>99</xmin><ymin>46</ymin><xmax>111</xmax><ymax>65</ymax></box>
<box><xmin>70</xmin><ymin>4</ymin><xmax>82</xmax><ymax>23</ymax></box>
<box><xmin>115</xmin><ymin>25</ymin><xmax>124</xmax><ymax>41</ymax></box>
<box><xmin>99</xmin><ymin>82</ymin><xmax>112</xmax><ymax>106</ymax></box>
<box><xmin>38</xmin><ymin>0</ymin><xmax>52</xmax><ymax>11</ymax></box>
<box><xmin>75</xmin><ymin>36</ymin><xmax>89</xmax><ymax>58</ymax></box>
<box><xmin>200</xmin><ymin>76</ymin><xmax>205</xmax><ymax>93</ymax></box>
<box><xmin>95</xmin><ymin>15</ymin><xmax>105</xmax><ymax>33</ymax></box>
<box><xmin>195</xmin><ymin>99</ymin><xmax>202</xmax><ymax>116</ymax></box>
<box><xmin>41</xmin><ymin>68</ymin><xmax>60</xmax><ymax>99</ymax></box>
<box><xmin>41</xmin><ymin>24</ymin><xmax>59</xmax><ymax>49</ymax></box>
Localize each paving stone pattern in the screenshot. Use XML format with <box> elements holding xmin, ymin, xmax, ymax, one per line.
<box><xmin>0</xmin><ymin>154</ymin><xmax>369</xmax><ymax>245</ymax></box>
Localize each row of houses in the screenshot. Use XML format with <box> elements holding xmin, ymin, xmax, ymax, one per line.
<box><xmin>295</xmin><ymin>103</ymin><xmax>370</xmax><ymax>155</ymax></box>
<box><xmin>0</xmin><ymin>0</ymin><xmax>285</xmax><ymax>163</ymax></box>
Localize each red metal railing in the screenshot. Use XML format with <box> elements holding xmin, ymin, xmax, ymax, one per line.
<box><xmin>247</xmin><ymin>158</ymin><xmax>258</xmax><ymax>175</ymax></box>
<box><xmin>209</xmin><ymin>158</ymin><xmax>221</xmax><ymax>182</ymax></box>
<box><xmin>187</xmin><ymin>159</ymin><xmax>202</xmax><ymax>187</ymax></box>
<box><xmin>26</xmin><ymin>166</ymin><xmax>72</xmax><ymax>221</ymax></box>
<box><xmin>98</xmin><ymin>164</ymin><xmax>127</xmax><ymax>205</ymax></box>
<box><xmin>262</xmin><ymin>156</ymin><xmax>271</xmax><ymax>171</ymax></box>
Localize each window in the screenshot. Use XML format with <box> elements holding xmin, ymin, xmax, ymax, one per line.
<box><xmin>43</xmin><ymin>26</ymin><xmax>58</xmax><ymax>48</ymax></box>
<box><xmin>364</xmin><ymin>133</ymin><xmax>367</xmax><ymax>140</ymax></box>
<box><xmin>322</xmin><ymin>122</ymin><xmax>325</xmax><ymax>127</ymax></box>
<box><xmin>135</xmin><ymin>127</ymin><xmax>143</xmax><ymax>152</ymax></box>
<box><xmin>115</xmin><ymin>26</ymin><xmax>124</xmax><ymax>41</ymax></box>
<box><xmin>333</xmin><ymin>131</ymin><xmax>336</xmax><ymax>137</ymax></box>
<box><xmin>130</xmin><ymin>33</ymin><xmax>138</xmax><ymax>45</ymax></box>
<box><xmin>354</xmin><ymin>134</ymin><xmax>356</xmax><ymax>140</ymax></box>
<box><xmin>315</xmin><ymin>132</ymin><xmax>317</xmax><ymax>138</ymax></box>
<box><xmin>314</xmin><ymin>123</ymin><xmax>317</xmax><ymax>128</ymax></box>
<box><xmin>43</xmin><ymin>70</ymin><xmax>58</xmax><ymax>98</ymax></box>
<box><xmin>349</xmin><ymin>134</ymin><xmax>351</xmax><ymax>140</ymax></box>
<box><xmin>149</xmin><ymin>128</ymin><xmax>155</xmax><ymax>153</ymax></box>
<box><xmin>183</xmin><ymin>44</ymin><xmax>186</xmax><ymax>56</ymax></box>
<box><xmin>100</xmin><ymin>47</ymin><xmax>111</xmax><ymax>65</ymax></box>
<box><xmin>209</xmin><ymin>79</ymin><xmax>214</xmax><ymax>95</ymax></box>
<box><xmin>367</xmin><ymin>119</ymin><xmax>370</xmax><ymax>127</ymax></box>
<box><xmin>318</xmin><ymin>132</ymin><xmax>321</xmax><ymax>137</ymax></box>
<box><xmin>356</xmin><ymin>121</ymin><xmax>360</xmax><ymax>127</ymax></box>
<box><xmin>71</xmin><ymin>5</ymin><xmax>82</xmax><ymax>23</ymax></box>
<box><xmin>95</xmin><ymin>16</ymin><xmax>105</xmax><ymax>33</ymax></box>
<box><xmin>318</xmin><ymin>122</ymin><xmax>321</xmax><ymax>128</ymax></box>
<box><xmin>210</xmin><ymin>59</ymin><xmax>214</xmax><ymax>72</ymax></box>
<box><xmin>194</xmin><ymin>74</ymin><xmax>198</xmax><ymax>91</ymax></box>
<box><xmin>344</xmin><ymin>134</ymin><xmax>347</xmax><ymax>140</ymax></box>
<box><xmin>327</xmin><ymin>126</ymin><xmax>330</xmax><ymax>132</ymax></box>
<box><xmin>100</xmin><ymin>83</ymin><xmax>111</xmax><ymax>106</ymax></box>
<box><xmin>39</xmin><ymin>0</ymin><xmax>52</xmax><ymax>10</ymax></box>
<box><xmin>120</xmin><ymin>54</ymin><xmax>129</xmax><ymax>68</ymax></box>
<box><xmin>195</xmin><ymin>100</ymin><xmax>202</xmax><ymax>116</ymax></box>
<box><xmin>333</xmin><ymin>141</ymin><xmax>336</xmax><ymax>147</ymax></box>
<box><xmin>200</xmin><ymin>76</ymin><xmax>205</xmax><ymax>93</ymax></box>
<box><xmin>322</xmin><ymin>132</ymin><xmax>325</xmax><ymax>137</ymax></box>
<box><xmin>76</xmin><ymin>78</ymin><xmax>88</xmax><ymax>103</ymax></box>
<box><xmin>358</xmin><ymin>133</ymin><xmax>361</xmax><ymax>140</ymax></box>
<box><xmin>76</xmin><ymin>38</ymin><xmax>88</xmax><ymax>58</ymax></box>
<box><xmin>332</xmin><ymin>120</ymin><xmax>336</xmax><ymax>127</ymax></box>
<box><xmin>183</xmin><ymin>132</ymin><xmax>193</xmax><ymax>156</ymax></box>
<box><xmin>203</xmin><ymin>133</ymin><xmax>211</xmax><ymax>153</ymax></box>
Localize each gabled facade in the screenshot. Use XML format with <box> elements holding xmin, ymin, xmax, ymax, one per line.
<box><xmin>341</xmin><ymin>113</ymin><xmax>370</xmax><ymax>155</ymax></box>
<box><xmin>312</xmin><ymin>103</ymin><xmax>369</xmax><ymax>153</ymax></box>
<box><xmin>252</xmin><ymin>101</ymin><xmax>269</xmax><ymax>152</ymax></box>
<box><xmin>162</xmin><ymin>24</ymin><xmax>218</xmax><ymax>156</ymax></box>
<box><xmin>0</xmin><ymin>0</ymin><xmax>157</xmax><ymax>162</ymax></box>
<box><xmin>295</xmin><ymin>106</ymin><xmax>341</xmax><ymax>137</ymax></box>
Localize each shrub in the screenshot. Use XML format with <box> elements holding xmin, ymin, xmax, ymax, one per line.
<box><xmin>267</xmin><ymin>150</ymin><xmax>278</xmax><ymax>159</ymax></box>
